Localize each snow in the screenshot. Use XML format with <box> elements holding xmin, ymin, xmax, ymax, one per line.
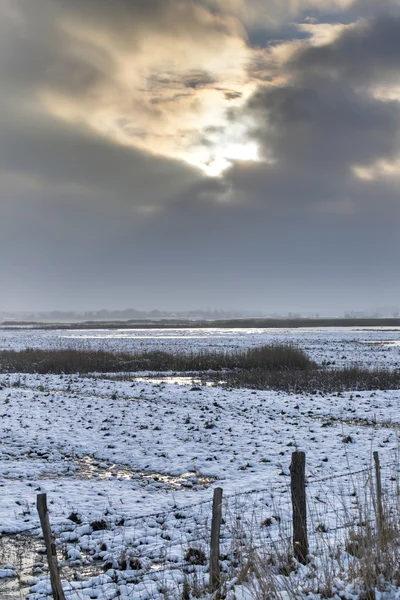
<box><xmin>0</xmin><ymin>326</ymin><xmax>400</xmax><ymax>598</ymax></box>
<box><xmin>0</xmin><ymin>568</ymin><xmax>17</xmax><ymax>578</ymax></box>
<box><xmin>0</xmin><ymin>325</ymin><xmax>400</xmax><ymax>369</ymax></box>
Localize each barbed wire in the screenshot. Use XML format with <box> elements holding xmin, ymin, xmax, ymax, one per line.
<box><xmin>2</xmin><ymin>455</ymin><xmax>400</xmax><ymax>600</ymax></box>
<box><xmin>0</xmin><ymin>523</ymin><xmax>41</xmax><ymax>536</ymax></box>
<box><xmin>3</xmin><ymin>457</ymin><xmax>398</xmax><ymax>539</ymax></box>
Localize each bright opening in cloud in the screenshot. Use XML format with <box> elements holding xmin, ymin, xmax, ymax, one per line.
<box><xmin>186</xmin><ymin>140</ymin><xmax>261</xmax><ymax>177</ymax></box>
<box><xmin>38</xmin><ymin>1</ymin><xmax>266</xmax><ymax>181</ymax></box>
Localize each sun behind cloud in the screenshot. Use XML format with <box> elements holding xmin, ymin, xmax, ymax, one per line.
<box><xmin>188</xmin><ymin>137</ymin><xmax>261</xmax><ymax>177</ymax></box>
<box><xmin>37</xmin><ymin>0</ymin><xmax>265</xmax><ymax>177</ymax></box>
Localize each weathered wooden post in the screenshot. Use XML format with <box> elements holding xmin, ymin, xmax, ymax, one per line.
<box><xmin>290</xmin><ymin>451</ymin><xmax>308</xmax><ymax>564</ymax></box>
<box><xmin>36</xmin><ymin>493</ymin><xmax>66</xmax><ymax>600</ymax></box>
<box><xmin>373</xmin><ymin>451</ymin><xmax>384</xmax><ymax>545</ymax></box>
<box><xmin>210</xmin><ymin>487</ymin><xmax>223</xmax><ymax>592</ymax></box>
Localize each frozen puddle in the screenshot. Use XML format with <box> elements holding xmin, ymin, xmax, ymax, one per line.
<box><xmin>74</xmin><ymin>456</ymin><xmax>216</xmax><ymax>489</ymax></box>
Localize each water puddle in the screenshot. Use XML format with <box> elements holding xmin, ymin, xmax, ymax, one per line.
<box><xmin>73</xmin><ymin>456</ymin><xmax>216</xmax><ymax>489</ymax></box>
<box><xmin>96</xmin><ymin>374</ymin><xmax>222</xmax><ymax>386</ymax></box>
<box><xmin>1</xmin><ymin>452</ymin><xmax>215</xmax><ymax>489</ymax></box>
<box><xmin>134</xmin><ymin>376</ymin><xmax>217</xmax><ymax>386</ymax></box>
<box><xmin>0</xmin><ymin>533</ymin><xmax>104</xmax><ymax>600</ymax></box>
<box><xmin>0</xmin><ymin>534</ymin><xmax>41</xmax><ymax>600</ymax></box>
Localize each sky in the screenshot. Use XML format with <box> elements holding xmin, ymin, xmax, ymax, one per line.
<box><xmin>1</xmin><ymin>0</ymin><xmax>400</xmax><ymax>314</ymax></box>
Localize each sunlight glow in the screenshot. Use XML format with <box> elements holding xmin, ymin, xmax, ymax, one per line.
<box><xmin>186</xmin><ymin>142</ymin><xmax>261</xmax><ymax>177</ymax></box>
<box><xmin>187</xmin><ymin>140</ymin><xmax>261</xmax><ymax>177</ymax></box>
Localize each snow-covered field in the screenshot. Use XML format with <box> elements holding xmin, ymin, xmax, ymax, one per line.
<box><xmin>1</xmin><ymin>326</ymin><xmax>400</xmax><ymax>599</ymax></box>
<box><xmin>1</xmin><ymin>325</ymin><xmax>400</xmax><ymax>368</ymax></box>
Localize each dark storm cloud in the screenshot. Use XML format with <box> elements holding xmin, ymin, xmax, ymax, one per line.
<box><xmin>230</xmin><ymin>14</ymin><xmax>400</xmax><ymax>217</ymax></box>
<box><xmin>0</xmin><ymin>0</ymin><xmax>400</xmax><ymax>312</ymax></box>
<box><xmin>0</xmin><ymin>111</ymin><xmax>200</xmax><ymax>208</ymax></box>
<box><xmin>211</xmin><ymin>11</ymin><xmax>400</xmax><ymax>310</ymax></box>
<box><xmin>246</xmin><ymin>78</ymin><xmax>400</xmax><ymax>174</ymax></box>
<box><xmin>292</xmin><ymin>15</ymin><xmax>400</xmax><ymax>85</ymax></box>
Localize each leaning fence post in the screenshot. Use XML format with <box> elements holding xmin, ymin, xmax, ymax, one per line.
<box><xmin>290</xmin><ymin>451</ymin><xmax>308</xmax><ymax>564</ymax></box>
<box><xmin>36</xmin><ymin>493</ymin><xmax>66</xmax><ymax>600</ymax></box>
<box><xmin>210</xmin><ymin>487</ymin><xmax>223</xmax><ymax>592</ymax></box>
<box><xmin>373</xmin><ymin>451</ymin><xmax>384</xmax><ymax>545</ymax></box>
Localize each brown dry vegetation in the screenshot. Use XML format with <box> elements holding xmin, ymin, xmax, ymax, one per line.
<box><xmin>0</xmin><ymin>344</ymin><xmax>313</xmax><ymax>374</ymax></box>
<box><xmin>1</xmin><ymin>346</ymin><xmax>400</xmax><ymax>393</ymax></box>
<box><xmin>225</xmin><ymin>365</ymin><xmax>400</xmax><ymax>393</ymax></box>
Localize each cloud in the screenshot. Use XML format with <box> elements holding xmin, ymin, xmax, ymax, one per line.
<box><xmin>0</xmin><ymin>0</ymin><xmax>400</xmax><ymax>312</ymax></box>
<box><xmin>292</xmin><ymin>14</ymin><xmax>400</xmax><ymax>86</ymax></box>
<box><xmin>199</xmin><ymin>0</ymin><xmax>359</xmax><ymax>28</ymax></box>
<box><xmin>247</xmin><ymin>78</ymin><xmax>400</xmax><ymax>172</ymax></box>
<box><xmin>0</xmin><ymin>108</ymin><xmax>200</xmax><ymax>210</ymax></box>
<box><xmin>231</xmin><ymin>13</ymin><xmax>400</xmax><ymax>207</ymax></box>
<box><xmin>0</xmin><ymin>0</ymin><xmax>256</xmax><ymax>176</ymax></box>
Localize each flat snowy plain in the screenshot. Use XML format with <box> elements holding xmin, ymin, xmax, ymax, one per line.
<box><xmin>1</xmin><ymin>326</ymin><xmax>400</xmax><ymax>599</ymax></box>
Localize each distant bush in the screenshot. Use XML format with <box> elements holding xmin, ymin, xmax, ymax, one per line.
<box><xmin>0</xmin><ymin>348</ymin><xmax>135</xmax><ymax>374</ymax></box>
<box><xmin>0</xmin><ymin>344</ymin><xmax>314</xmax><ymax>374</ymax></box>
<box><xmin>239</xmin><ymin>344</ymin><xmax>314</xmax><ymax>371</ymax></box>
<box><xmin>225</xmin><ymin>366</ymin><xmax>400</xmax><ymax>393</ymax></box>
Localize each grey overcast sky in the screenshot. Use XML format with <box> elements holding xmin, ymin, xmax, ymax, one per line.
<box><xmin>1</xmin><ymin>0</ymin><xmax>400</xmax><ymax>314</ymax></box>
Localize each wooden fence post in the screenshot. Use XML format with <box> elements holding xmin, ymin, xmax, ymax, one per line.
<box><xmin>36</xmin><ymin>493</ymin><xmax>66</xmax><ymax>600</ymax></box>
<box><xmin>373</xmin><ymin>451</ymin><xmax>384</xmax><ymax>544</ymax></box>
<box><xmin>210</xmin><ymin>487</ymin><xmax>223</xmax><ymax>592</ymax></box>
<box><xmin>290</xmin><ymin>451</ymin><xmax>308</xmax><ymax>564</ymax></box>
